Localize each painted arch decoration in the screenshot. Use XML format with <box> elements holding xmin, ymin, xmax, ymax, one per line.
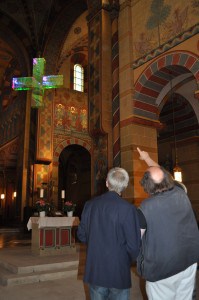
<box><xmin>53</xmin><ymin>138</ymin><xmax>92</xmax><ymax>167</ymax></box>
<box><xmin>134</xmin><ymin>51</ymin><xmax>199</xmax><ymax>122</ymax></box>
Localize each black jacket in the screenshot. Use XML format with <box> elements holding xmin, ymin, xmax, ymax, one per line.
<box><xmin>137</xmin><ymin>186</ymin><xmax>199</xmax><ymax>282</ymax></box>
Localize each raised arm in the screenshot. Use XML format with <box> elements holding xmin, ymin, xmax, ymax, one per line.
<box><xmin>137</xmin><ymin>147</ymin><xmax>159</xmax><ymax>167</ymax></box>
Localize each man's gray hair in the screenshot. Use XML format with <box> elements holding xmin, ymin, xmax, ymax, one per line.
<box><xmin>106</xmin><ymin>167</ymin><xmax>129</xmax><ymax>194</ymax></box>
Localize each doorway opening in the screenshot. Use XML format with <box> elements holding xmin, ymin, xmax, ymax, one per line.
<box><xmin>58</xmin><ymin>144</ymin><xmax>91</xmax><ymax>218</ymax></box>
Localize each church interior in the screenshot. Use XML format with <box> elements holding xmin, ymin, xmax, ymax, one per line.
<box><xmin>0</xmin><ymin>0</ymin><xmax>198</xmax><ymax>228</ymax></box>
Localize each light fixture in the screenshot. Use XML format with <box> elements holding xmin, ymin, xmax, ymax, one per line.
<box><xmin>13</xmin><ymin>191</ymin><xmax>17</xmax><ymax>198</ymax></box>
<box><xmin>170</xmin><ymin>77</ymin><xmax>182</xmax><ymax>182</ymax></box>
<box><xmin>1</xmin><ymin>194</ymin><xmax>5</xmax><ymax>199</ymax></box>
<box><xmin>173</xmin><ymin>165</ymin><xmax>182</xmax><ymax>182</ymax></box>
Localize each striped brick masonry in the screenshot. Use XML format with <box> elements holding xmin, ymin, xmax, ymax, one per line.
<box><xmin>111</xmin><ymin>12</ymin><xmax>120</xmax><ymax>167</ymax></box>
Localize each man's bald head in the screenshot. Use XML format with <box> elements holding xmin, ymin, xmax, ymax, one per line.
<box><xmin>140</xmin><ymin>166</ymin><xmax>174</xmax><ymax>195</ymax></box>
<box><xmin>148</xmin><ymin>166</ymin><xmax>164</xmax><ymax>184</ymax></box>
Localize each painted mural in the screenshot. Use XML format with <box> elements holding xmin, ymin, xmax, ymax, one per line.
<box><xmin>93</xmin><ymin>136</ymin><xmax>108</xmax><ymax>196</ymax></box>
<box><xmin>0</xmin><ymin>52</ymin><xmax>24</xmax><ymax>146</ymax></box>
<box><xmin>54</xmin><ymin>89</ymin><xmax>88</xmax><ymax>133</ymax></box>
<box><xmin>132</xmin><ymin>0</ymin><xmax>199</xmax><ymax>64</ymax></box>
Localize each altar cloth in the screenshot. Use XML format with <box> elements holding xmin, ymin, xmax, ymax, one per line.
<box><xmin>27</xmin><ymin>216</ymin><xmax>80</xmax><ymax>231</ymax></box>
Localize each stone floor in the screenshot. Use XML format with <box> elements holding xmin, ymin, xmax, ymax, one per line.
<box><xmin>0</xmin><ymin>228</ymin><xmax>198</xmax><ymax>300</ymax></box>
<box><xmin>0</xmin><ymin>228</ymin><xmax>147</xmax><ymax>300</ymax></box>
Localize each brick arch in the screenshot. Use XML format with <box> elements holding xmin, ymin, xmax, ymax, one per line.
<box><xmin>53</xmin><ymin>138</ymin><xmax>91</xmax><ymax>166</ymax></box>
<box><xmin>134</xmin><ymin>51</ymin><xmax>199</xmax><ymax>122</ymax></box>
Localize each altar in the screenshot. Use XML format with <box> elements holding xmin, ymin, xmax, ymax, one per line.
<box><xmin>27</xmin><ymin>216</ymin><xmax>80</xmax><ymax>255</ymax></box>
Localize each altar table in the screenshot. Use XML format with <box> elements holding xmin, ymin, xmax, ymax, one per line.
<box><xmin>27</xmin><ymin>217</ymin><xmax>80</xmax><ymax>255</ymax></box>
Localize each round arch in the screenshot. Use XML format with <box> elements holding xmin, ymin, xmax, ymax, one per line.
<box><xmin>53</xmin><ymin>138</ymin><xmax>92</xmax><ymax>166</ymax></box>
<box><xmin>54</xmin><ymin>139</ymin><xmax>91</xmax><ymax>217</ymax></box>
<box><xmin>134</xmin><ymin>51</ymin><xmax>199</xmax><ymax>122</ymax></box>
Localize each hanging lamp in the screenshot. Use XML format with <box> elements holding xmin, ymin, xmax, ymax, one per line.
<box><xmin>170</xmin><ymin>77</ymin><xmax>182</xmax><ymax>182</ymax></box>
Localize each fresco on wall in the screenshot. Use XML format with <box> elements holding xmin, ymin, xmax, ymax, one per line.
<box><xmin>35</xmin><ymin>164</ymin><xmax>49</xmax><ymax>189</ymax></box>
<box><xmin>0</xmin><ymin>57</ymin><xmax>19</xmax><ymax>111</ymax></box>
<box><xmin>36</xmin><ymin>91</ymin><xmax>53</xmax><ymax>162</ymax></box>
<box><xmin>132</xmin><ymin>0</ymin><xmax>199</xmax><ymax>64</ymax></box>
<box><xmin>0</xmin><ymin>53</ymin><xmax>24</xmax><ymax>146</ymax></box>
<box><xmin>93</xmin><ymin>136</ymin><xmax>108</xmax><ymax>196</ymax></box>
<box><xmin>54</xmin><ymin>89</ymin><xmax>88</xmax><ymax>133</ymax></box>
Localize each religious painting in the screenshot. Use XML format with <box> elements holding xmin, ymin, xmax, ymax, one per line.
<box><xmin>94</xmin><ymin>155</ymin><xmax>107</xmax><ymax>196</ymax></box>
<box><xmin>34</xmin><ymin>164</ymin><xmax>49</xmax><ymax>189</ymax></box>
<box><xmin>132</xmin><ymin>0</ymin><xmax>199</xmax><ymax>62</ymax></box>
<box><xmin>93</xmin><ymin>135</ymin><xmax>108</xmax><ymax>195</ymax></box>
<box><xmin>36</xmin><ymin>91</ymin><xmax>53</xmax><ymax>162</ymax></box>
<box><xmin>54</xmin><ymin>89</ymin><xmax>88</xmax><ymax>133</ymax></box>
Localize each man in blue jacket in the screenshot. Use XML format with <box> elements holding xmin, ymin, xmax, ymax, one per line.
<box><xmin>77</xmin><ymin>167</ymin><xmax>141</xmax><ymax>300</ymax></box>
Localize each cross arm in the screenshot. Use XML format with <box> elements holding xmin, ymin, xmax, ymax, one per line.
<box><xmin>12</xmin><ymin>77</ymin><xmax>34</xmax><ymax>90</ymax></box>
<box><xmin>42</xmin><ymin>75</ymin><xmax>63</xmax><ymax>89</ymax></box>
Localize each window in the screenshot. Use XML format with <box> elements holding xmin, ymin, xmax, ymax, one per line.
<box><xmin>74</xmin><ymin>64</ymin><xmax>84</xmax><ymax>92</ymax></box>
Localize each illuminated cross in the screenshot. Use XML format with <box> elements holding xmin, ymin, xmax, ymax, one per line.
<box><xmin>12</xmin><ymin>58</ymin><xmax>63</xmax><ymax>108</ymax></box>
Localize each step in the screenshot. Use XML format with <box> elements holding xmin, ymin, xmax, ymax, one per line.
<box><xmin>0</xmin><ymin>263</ymin><xmax>79</xmax><ymax>286</ymax></box>
<box><xmin>0</xmin><ymin>243</ymin><xmax>86</xmax><ymax>286</ymax></box>
<box><xmin>0</xmin><ymin>259</ymin><xmax>79</xmax><ymax>274</ymax></box>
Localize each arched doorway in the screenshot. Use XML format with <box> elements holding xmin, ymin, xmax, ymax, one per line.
<box><xmin>134</xmin><ymin>51</ymin><xmax>199</xmax><ymax>217</ymax></box>
<box><xmin>58</xmin><ymin>144</ymin><xmax>91</xmax><ymax>218</ymax></box>
<box><xmin>158</xmin><ymin>93</ymin><xmax>199</xmax><ymax>170</ymax></box>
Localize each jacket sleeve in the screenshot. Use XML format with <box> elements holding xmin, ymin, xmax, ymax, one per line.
<box><xmin>123</xmin><ymin>206</ymin><xmax>141</xmax><ymax>261</ymax></box>
<box><xmin>77</xmin><ymin>202</ymin><xmax>89</xmax><ymax>243</ymax></box>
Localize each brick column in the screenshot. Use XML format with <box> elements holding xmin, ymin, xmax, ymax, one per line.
<box><xmin>111</xmin><ymin>3</ymin><xmax>121</xmax><ymax>167</ymax></box>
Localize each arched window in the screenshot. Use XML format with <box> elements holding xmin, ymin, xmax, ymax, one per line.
<box><xmin>74</xmin><ymin>64</ymin><xmax>84</xmax><ymax>92</ymax></box>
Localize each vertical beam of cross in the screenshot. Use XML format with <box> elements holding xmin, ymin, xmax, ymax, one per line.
<box><xmin>12</xmin><ymin>58</ymin><xmax>63</xmax><ymax>108</ymax></box>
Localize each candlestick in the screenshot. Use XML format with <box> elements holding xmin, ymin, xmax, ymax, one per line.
<box><xmin>61</xmin><ymin>190</ymin><xmax>65</xmax><ymax>199</ymax></box>
<box><xmin>40</xmin><ymin>188</ymin><xmax>44</xmax><ymax>198</ymax></box>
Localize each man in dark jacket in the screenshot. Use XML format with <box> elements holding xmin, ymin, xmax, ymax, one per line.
<box><xmin>137</xmin><ymin>165</ymin><xmax>199</xmax><ymax>300</ymax></box>
<box><xmin>77</xmin><ymin>167</ymin><xmax>141</xmax><ymax>300</ymax></box>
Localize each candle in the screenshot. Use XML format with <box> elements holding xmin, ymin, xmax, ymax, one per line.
<box><xmin>61</xmin><ymin>190</ymin><xmax>65</xmax><ymax>199</ymax></box>
<box><xmin>40</xmin><ymin>188</ymin><xmax>44</xmax><ymax>198</ymax></box>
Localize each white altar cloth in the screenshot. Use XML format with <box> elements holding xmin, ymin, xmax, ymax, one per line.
<box><xmin>27</xmin><ymin>216</ymin><xmax>80</xmax><ymax>231</ymax></box>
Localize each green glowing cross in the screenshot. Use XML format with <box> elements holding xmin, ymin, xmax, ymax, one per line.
<box><xmin>12</xmin><ymin>58</ymin><xmax>63</xmax><ymax>108</ymax></box>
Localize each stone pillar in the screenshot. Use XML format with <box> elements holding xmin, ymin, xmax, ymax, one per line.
<box><xmin>87</xmin><ymin>1</ymin><xmax>113</xmax><ymax>195</ymax></box>
<box><xmin>118</xmin><ymin>0</ymin><xmax>159</xmax><ymax>204</ymax></box>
